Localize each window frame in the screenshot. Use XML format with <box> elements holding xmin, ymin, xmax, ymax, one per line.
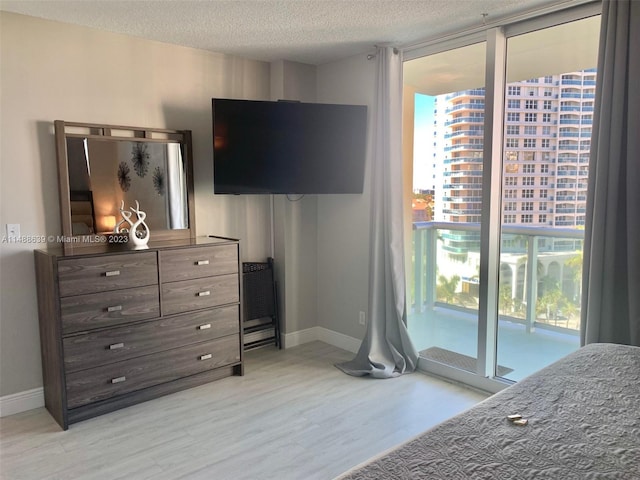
<box><xmin>402</xmin><ymin>0</ymin><xmax>601</xmax><ymax>390</ymax></box>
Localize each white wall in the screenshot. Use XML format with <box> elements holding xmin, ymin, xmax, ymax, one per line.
<box><xmin>270</xmin><ymin>61</ymin><xmax>320</xmax><ymax>334</ymax></box>
<box><xmin>0</xmin><ymin>12</ymin><xmax>378</xmax><ymax>400</ymax></box>
<box><xmin>271</xmin><ymin>56</ymin><xmax>377</xmax><ymax>341</ymax></box>
<box><xmin>316</xmin><ymin>54</ymin><xmax>376</xmax><ymax>339</ymax></box>
<box><xmin>0</xmin><ymin>12</ymin><xmax>272</xmax><ymax>397</ymax></box>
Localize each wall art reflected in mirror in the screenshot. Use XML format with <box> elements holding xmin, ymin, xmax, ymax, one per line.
<box><xmin>67</xmin><ymin>138</ymin><xmax>188</xmax><ymax>234</ymax></box>
<box><xmin>55</xmin><ymin>121</ymin><xmax>195</xmax><ymax>251</ymax></box>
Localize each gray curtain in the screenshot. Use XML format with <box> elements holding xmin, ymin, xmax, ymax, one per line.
<box><xmin>581</xmin><ymin>0</ymin><xmax>640</xmax><ymax>346</ymax></box>
<box><xmin>336</xmin><ymin>46</ymin><xmax>419</xmax><ymax>378</ymax></box>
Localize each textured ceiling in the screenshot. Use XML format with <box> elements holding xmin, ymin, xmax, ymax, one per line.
<box><xmin>1</xmin><ymin>0</ymin><xmax>573</xmax><ymax>65</ymax></box>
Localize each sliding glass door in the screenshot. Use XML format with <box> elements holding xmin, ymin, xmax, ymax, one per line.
<box><xmin>405</xmin><ymin>41</ymin><xmax>486</xmax><ymax>376</ymax></box>
<box><xmin>496</xmin><ymin>17</ymin><xmax>599</xmax><ymax>381</ymax></box>
<box><xmin>405</xmin><ymin>6</ymin><xmax>600</xmax><ymax>388</ymax></box>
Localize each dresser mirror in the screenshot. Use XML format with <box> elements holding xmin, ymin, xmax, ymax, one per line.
<box><xmin>55</xmin><ymin>121</ymin><xmax>195</xmax><ymax>251</ymax></box>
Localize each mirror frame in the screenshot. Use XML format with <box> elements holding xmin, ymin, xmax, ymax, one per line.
<box><xmin>54</xmin><ymin>120</ymin><xmax>196</xmax><ymax>251</ymax></box>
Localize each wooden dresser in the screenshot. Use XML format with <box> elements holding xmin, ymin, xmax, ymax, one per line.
<box><xmin>34</xmin><ymin>236</ymin><xmax>242</xmax><ymax>430</ymax></box>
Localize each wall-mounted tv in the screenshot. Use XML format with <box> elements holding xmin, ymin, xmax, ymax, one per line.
<box><xmin>212</xmin><ymin>99</ymin><xmax>367</xmax><ymax>194</ymax></box>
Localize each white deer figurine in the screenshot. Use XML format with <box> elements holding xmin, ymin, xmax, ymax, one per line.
<box><xmin>128</xmin><ymin>200</ymin><xmax>150</xmax><ymax>248</ymax></box>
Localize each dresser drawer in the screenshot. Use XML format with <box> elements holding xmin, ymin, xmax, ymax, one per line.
<box><xmin>60</xmin><ymin>285</ymin><xmax>160</xmax><ymax>334</ymax></box>
<box><xmin>63</xmin><ymin>305</ymin><xmax>240</xmax><ymax>372</ymax></box>
<box><xmin>160</xmin><ymin>245</ymin><xmax>238</xmax><ymax>283</ymax></box>
<box><xmin>66</xmin><ymin>335</ymin><xmax>241</xmax><ymax>408</ymax></box>
<box><xmin>58</xmin><ymin>252</ymin><xmax>158</xmax><ymax>297</ymax></box>
<box><xmin>162</xmin><ymin>274</ymin><xmax>239</xmax><ymax>316</ymax></box>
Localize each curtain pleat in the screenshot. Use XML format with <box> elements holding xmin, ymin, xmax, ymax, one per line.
<box><xmin>581</xmin><ymin>0</ymin><xmax>640</xmax><ymax>346</ymax></box>
<box><xmin>336</xmin><ymin>46</ymin><xmax>419</xmax><ymax>378</ymax></box>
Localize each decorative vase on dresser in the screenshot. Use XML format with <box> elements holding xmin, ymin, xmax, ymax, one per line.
<box><xmin>34</xmin><ymin>236</ymin><xmax>243</xmax><ymax>430</ymax></box>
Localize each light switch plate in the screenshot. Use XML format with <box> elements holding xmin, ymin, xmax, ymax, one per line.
<box><xmin>6</xmin><ymin>224</ymin><xmax>20</xmax><ymax>237</ymax></box>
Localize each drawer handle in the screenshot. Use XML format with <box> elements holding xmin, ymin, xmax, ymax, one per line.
<box><xmin>109</xmin><ymin>342</ymin><xmax>125</xmax><ymax>350</ymax></box>
<box><xmin>107</xmin><ymin>305</ymin><xmax>123</xmax><ymax>312</ymax></box>
<box><xmin>105</xmin><ymin>270</ymin><xmax>121</xmax><ymax>277</ymax></box>
<box><xmin>111</xmin><ymin>376</ymin><xmax>126</xmax><ymax>384</ymax></box>
<box><xmin>197</xmin><ymin>291</ymin><xmax>211</xmax><ymax>297</ymax></box>
<box><xmin>198</xmin><ymin>323</ymin><xmax>212</xmax><ymax>330</ymax></box>
<box><xmin>199</xmin><ymin>353</ymin><xmax>212</xmax><ymax>361</ymax></box>
<box><xmin>196</xmin><ymin>260</ymin><xmax>210</xmax><ymax>266</ymax></box>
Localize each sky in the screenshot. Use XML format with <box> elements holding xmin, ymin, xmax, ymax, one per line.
<box><xmin>413</xmin><ymin>93</ymin><xmax>436</xmax><ymax>191</ymax></box>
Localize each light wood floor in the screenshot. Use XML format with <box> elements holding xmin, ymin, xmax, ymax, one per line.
<box><xmin>0</xmin><ymin>341</ymin><xmax>488</xmax><ymax>480</ymax></box>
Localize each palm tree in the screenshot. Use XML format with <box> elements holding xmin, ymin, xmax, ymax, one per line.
<box><xmin>536</xmin><ymin>287</ymin><xmax>563</xmax><ymax>320</ymax></box>
<box><xmin>536</xmin><ymin>275</ymin><xmax>577</xmax><ymax>323</ymax></box>
<box><xmin>565</xmin><ymin>252</ymin><xmax>583</xmax><ymax>280</ymax></box>
<box><xmin>437</xmin><ymin>275</ymin><xmax>460</xmax><ymax>304</ymax></box>
<box><xmin>498</xmin><ymin>284</ymin><xmax>514</xmax><ymax>315</ymax></box>
<box><xmin>564</xmin><ymin>251</ymin><xmax>583</xmax><ymax>302</ymax></box>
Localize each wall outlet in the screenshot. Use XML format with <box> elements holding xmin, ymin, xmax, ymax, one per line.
<box><xmin>358</xmin><ymin>311</ymin><xmax>366</xmax><ymax>326</ymax></box>
<box><xmin>6</xmin><ymin>224</ymin><xmax>20</xmax><ymax>238</ymax></box>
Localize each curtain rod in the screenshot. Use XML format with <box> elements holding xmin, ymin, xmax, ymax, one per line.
<box><xmin>402</xmin><ymin>0</ymin><xmax>600</xmax><ymax>54</ymax></box>
<box><xmin>367</xmin><ymin>45</ymin><xmax>399</xmax><ymax>60</ymax></box>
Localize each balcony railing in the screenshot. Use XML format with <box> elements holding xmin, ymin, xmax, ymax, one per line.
<box><xmin>557</xmin><ymin>157</ymin><xmax>578</xmax><ymax>164</ymax></box>
<box><xmin>560</xmin><ymin>106</ymin><xmax>581</xmax><ymax>112</ymax></box>
<box><xmin>560</xmin><ymin>79</ymin><xmax>583</xmax><ymax>85</ymax></box>
<box><xmin>444</xmin><ymin>130</ymin><xmax>484</xmax><ymax>139</ymax></box>
<box><xmin>443</xmin><ymin>183</ymin><xmax>484</xmax><ymax>189</ymax></box>
<box><xmin>445</xmin><ymin>89</ymin><xmax>486</xmax><ymax>100</ymax></box>
<box><xmin>411</xmin><ymin>221</ymin><xmax>584</xmax><ymax>334</ymax></box>
<box><xmin>442</xmin><ymin>209</ymin><xmax>482</xmax><ymax>215</ymax></box>
<box><xmin>444</xmin><ymin>157</ymin><xmax>484</xmax><ymax>164</ymax></box>
<box><xmin>445</xmin><ymin>103</ymin><xmax>485</xmax><ymax>113</ymax></box>
<box><xmin>444</xmin><ymin>116</ymin><xmax>485</xmax><ymax>126</ymax></box>
<box><xmin>556</xmin><ymin>208</ymin><xmax>577</xmax><ymax>213</ymax></box>
<box><xmin>444</xmin><ymin>144</ymin><xmax>484</xmax><ymax>151</ymax></box>
<box><xmin>443</xmin><ymin>170</ymin><xmax>483</xmax><ymax>177</ymax></box>
<box><xmin>443</xmin><ymin>199</ymin><xmax>483</xmax><ymax>206</ymax></box>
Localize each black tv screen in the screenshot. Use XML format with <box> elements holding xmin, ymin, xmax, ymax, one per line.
<box><xmin>212</xmin><ymin>99</ymin><xmax>367</xmax><ymax>194</ymax></box>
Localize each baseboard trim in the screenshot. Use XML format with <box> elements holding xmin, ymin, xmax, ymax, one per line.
<box><xmin>282</xmin><ymin>327</ymin><xmax>319</xmax><ymax>348</ymax></box>
<box><xmin>283</xmin><ymin>326</ymin><xmax>361</xmax><ymax>353</ymax></box>
<box><xmin>0</xmin><ymin>387</ymin><xmax>44</xmax><ymax>417</ymax></box>
<box><xmin>2</xmin><ymin>329</ymin><xmax>361</xmax><ymax>417</ymax></box>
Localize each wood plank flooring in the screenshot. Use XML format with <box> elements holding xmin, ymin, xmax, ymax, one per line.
<box><xmin>0</xmin><ymin>341</ymin><xmax>488</xmax><ymax>480</ymax></box>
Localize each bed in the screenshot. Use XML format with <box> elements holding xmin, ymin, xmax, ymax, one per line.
<box><xmin>337</xmin><ymin>343</ymin><xmax>640</xmax><ymax>480</ymax></box>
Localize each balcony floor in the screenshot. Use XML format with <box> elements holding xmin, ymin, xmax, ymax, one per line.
<box><xmin>408</xmin><ymin>305</ymin><xmax>580</xmax><ymax>382</ymax></box>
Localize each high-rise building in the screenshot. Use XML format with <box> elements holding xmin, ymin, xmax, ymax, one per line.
<box><xmin>432</xmin><ymin>70</ymin><xmax>596</xmax><ymax>230</ymax></box>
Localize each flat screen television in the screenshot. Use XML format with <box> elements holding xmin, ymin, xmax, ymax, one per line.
<box><xmin>212</xmin><ymin>99</ymin><xmax>367</xmax><ymax>194</ymax></box>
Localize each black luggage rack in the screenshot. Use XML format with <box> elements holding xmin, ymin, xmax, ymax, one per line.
<box><xmin>242</xmin><ymin>258</ymin><xmax>281</xmax><ymax>350</ymax></box>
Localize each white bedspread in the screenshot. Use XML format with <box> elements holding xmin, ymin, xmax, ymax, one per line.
<box><xmin>337</xmin><ymin>343</ymin><xmax>640</xmax><ymax>479</ymax></box>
